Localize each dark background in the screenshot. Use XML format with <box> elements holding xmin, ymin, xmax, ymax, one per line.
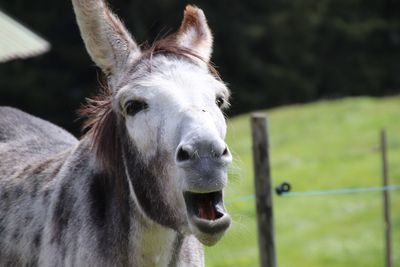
<box><xmin>1</xmin><ymin>0</ymin><xmax>399</xmax><ymax>136</ymax></box>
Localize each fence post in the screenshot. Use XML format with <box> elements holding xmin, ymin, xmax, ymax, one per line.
<box><xmin>251</xmin><ymin>114</ymin><xmax>277</xmax><ymax>267</ymax></box>
<box><xmin>380</xmin><ymin>129</ymin><xmax>392</xmax><ymax>267</ymax></box>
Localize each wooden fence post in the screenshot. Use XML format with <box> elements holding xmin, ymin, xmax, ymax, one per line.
<box><xmin>251</xmin><ymin>114</ymin><xmax>277</xmax><ymax>267</ymax></box>
<box><xmin>381</xmin><ymin>129</ymin><xmax>392</xmax><ymax>267</ymax></box>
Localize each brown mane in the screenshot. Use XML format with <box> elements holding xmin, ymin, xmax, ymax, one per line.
<box><xmin>143</xmin><ymin>36</ymin><xmax>221</xmax><ymax>79</ymax></box>
<box><xmin>78</xmin><ymin>84</ymin><xmax>121</xmax><ymax>176</ymax></box>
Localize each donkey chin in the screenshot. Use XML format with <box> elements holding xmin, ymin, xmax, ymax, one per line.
<box><xmin>184</xmin><ymin>190</ymin><xmax>231</xmax><ymax>246</ymax></box>
<box><xmin>178</xmin><ymin>156</ymin><xmax>232</xmax><ymax>246</ymax></box>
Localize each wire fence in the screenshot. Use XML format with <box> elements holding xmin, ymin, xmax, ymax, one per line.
<box><xmin>249</xmin><ymin>115</ymin><xmax>395</xmax><ymax>267</ymax></box>
<box><xmin>227</xmin><ymin>184</ymin><xmax>400</xmax><ymax>205</ymax></box>
<box><xmin>279</xmin><ymin>184</ymin><xmax>400</xmax><ymax>197</ymax></box>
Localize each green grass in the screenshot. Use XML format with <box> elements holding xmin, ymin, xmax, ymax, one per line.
<box><xmin>206</xmin><ymin>96</ymin><xmax>400</xmax><ymax>267</ymax></box>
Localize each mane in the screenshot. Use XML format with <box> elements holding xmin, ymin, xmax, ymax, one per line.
<box><xmin>79</xmin><ymin>37</ymin><xmax>220</xmax><ymax>176</ymax></box>
<box><xmin>79</xmin><ymin>84</ymin><xmax>121</xmax><ymax>177</ymax></box>
<box><xmin>143</xmin><ymin>36</ymin><xmax>221</xmax><ymax>79</ymax></box>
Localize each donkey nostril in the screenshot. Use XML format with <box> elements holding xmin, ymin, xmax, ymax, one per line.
<box><xmin>222</xmin><ymin>147</ymin><xmax>229</xmax><ymax>157</ymax></box>
<box><xmin>177</xmin><ymin>147</ymin><xmax>191</xmax><ymax>162</ymax></box>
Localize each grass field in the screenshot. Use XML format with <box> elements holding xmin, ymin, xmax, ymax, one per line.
<box><xmin>205</xmin><ymin>96</ymin><xmax>400</xmax><ymax>267</ymax></box>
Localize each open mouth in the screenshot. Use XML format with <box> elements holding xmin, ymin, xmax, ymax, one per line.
<box><xmin>183</xmin><ymin>191</ymin><xmax>231</xmax><ymax>245</ymax></box>
<box><xmin>184</xmin><ymin>191</ymin><xmax>225</xmax><ymax>220</ymax></box>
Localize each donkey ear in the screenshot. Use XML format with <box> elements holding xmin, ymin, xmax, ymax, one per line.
<box><xmin>175</xmin><ymin>5</ymin><xmax>213</xmax><ymax>62</ymax></box>
<box><xmin>72</xmin><ymin>0</ymin><xmax>140</xmax><ymax>75</ymax></box>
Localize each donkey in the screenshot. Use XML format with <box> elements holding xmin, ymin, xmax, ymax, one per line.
<box><xmin>0</xmin><ymin>1</ymin><xmax>232</xmax><ymax>266</ymax></box>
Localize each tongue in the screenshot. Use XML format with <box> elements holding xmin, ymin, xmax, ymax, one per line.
<box><xmin>198</xmin><ymin>199</ymin><xmax>216</xmax><ymax>220</ymax></box>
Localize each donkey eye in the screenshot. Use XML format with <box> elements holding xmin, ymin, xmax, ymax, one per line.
<box><xmin>124</xmin><ymin>100</ymin><xmax>148</xmax><ymax>116</ymax></box>
<box><xmin>215</xmin><ymin>96</ymin><xmax>225</xmax><ymax>108</ymax></box>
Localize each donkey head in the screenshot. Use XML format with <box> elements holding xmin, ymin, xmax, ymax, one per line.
<box><xmin>73</xmin><ymin>0</ymin><xmax>231</xmax><ymax>246</ymax></box>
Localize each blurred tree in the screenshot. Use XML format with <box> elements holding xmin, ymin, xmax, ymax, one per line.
<box><xmin>0</xmin><ymin>0</ymin><xmax>399</xmax><ymax>136</ymax></box>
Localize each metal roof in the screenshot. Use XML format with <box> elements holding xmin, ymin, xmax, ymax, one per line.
<box><xmin>0</xmin><ymin>10</ymin><xmax>50</xmax><ymax>62</ymax></box>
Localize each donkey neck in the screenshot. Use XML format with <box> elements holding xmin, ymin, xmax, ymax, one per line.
<box><xmin>76</xmin><ymin>135</ymin><xmax>181</xmax><ymax>266</ymax></box>
<box><xmin>120</xmin><ymin>144</ymin><xmax>182</xmax><ymax>266</ymax></box>
<box><xmin>129</xmin><ymin>214</ymin><xmax>179</xmax><ymax>266</ymax></box>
